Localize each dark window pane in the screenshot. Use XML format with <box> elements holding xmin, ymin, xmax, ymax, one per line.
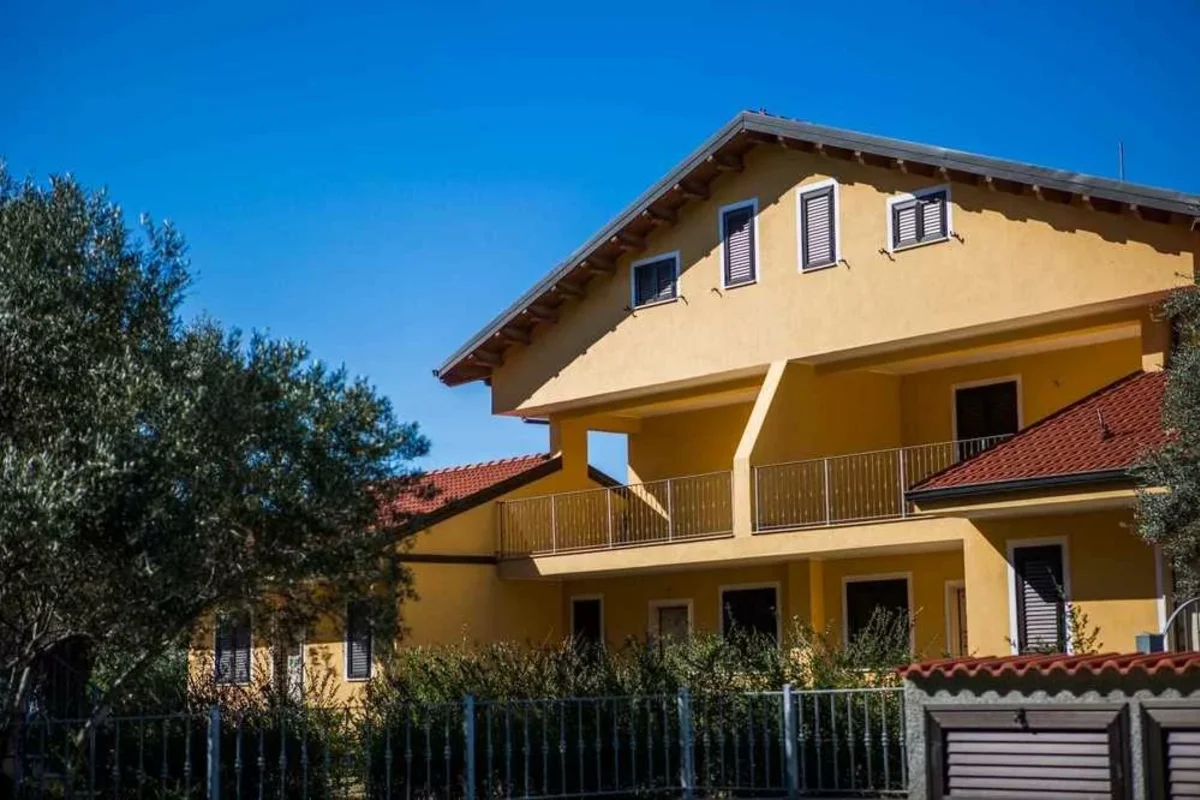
<box><xmin>845</xmin><ymin>578</ymin><xmax>909</xmax><ymax>643</ymax></box>
<box><xmin>572</xmin><ymin>598</ymin><xmax>602</xmax><ymax>646</ymax></box>
<box><xmin>955</xmin><ymin>381</ymin><xmax>1019</xmax><ymax>443</ymax></box>
<box><xmin>722</xmin><ymin>587</ymin><xmax>778</xmax><ymax>643</ymax></box>
<box><xmin>346</xmin><ymin>601</ymin><xmax>372</xmax><ymax>680</ymax></box>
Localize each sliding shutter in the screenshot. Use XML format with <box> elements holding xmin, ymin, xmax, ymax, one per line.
<box><xmin>1167</xmin><ymin>730</ymin><xmax>1200</xmax><ymax>797</ymax></box>
<box><xmin>722</xmin><ymin>205</ymin><xmax>756</xmax><ymax>286</ymax></box>
<box><xmin>1014</xmin><ymin>545</ymin><xmax>1066</xmax><ymax>653</ymax></box>
<box><xmin>633</xmin><ymin>257</ymin><xmax>677</xmax><ymax>307</ymax></box>
<box><xmin>945</xmin><ymin>729</ymin><xmax>1114</xmax><ymax>797</ymax></box>
<box><xmin>800</xmin><ymin>186</ymin><xmax>836</xmax><ymax>269</ymax></box>
<box><xmin>346</xmin><ymin>601</ymin><xmax>373</xmax><ymax>680</ymax></box>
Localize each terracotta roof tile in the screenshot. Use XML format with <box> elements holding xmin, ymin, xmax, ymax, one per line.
<box><xmin>385</xmin><ymin>453</ymin><xmax>557</xmax><ymax>517</ymax></box>
<box><xmin>910</xmin><ymin>370</ymin><xmax>1168</xmax><ymax>496</ymax></box>
<box><xmin>900</xmin><ymin>651</ymin><xmax>1200</xmax><ymax>680</ymax></box>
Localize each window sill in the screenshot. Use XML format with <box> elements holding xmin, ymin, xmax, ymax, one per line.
<box><xmin>344</xmin><ymin>674</ymin><xmax>372</xmax><ymax>683</ymax></box>
<box><xmin>889</xmin><ymin>235</ymin><xmax>951</xmax><ymax>254</ymax></box>
<box><xmin>632</xmin><ymin>296</ymin><xmax>679</xmax><ymax>310</ymax></box>
<box><xmin>800</xmin><ymin>260</ymin><xmax>839</xmax><ymax>273</ymax></box>
<box><xmin>722</xmin><ymin>278</ymin><xmax>757</xmax><ymax>290</ymax></box>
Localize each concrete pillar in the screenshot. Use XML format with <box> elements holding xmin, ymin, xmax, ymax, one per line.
<box><xmin>1140</xmin><ymin>307</ymin><xmax>1170</xmax><ymax>372</ymax></box>
<box><xmin>548</xmin><ymin>416</ymin><xmax>589</xmax><ymax>483</ymax></box>
<box><xmin>732</xmin><ymin>361</ymin><xmax>788</xmax><ymax>537</ymax></box>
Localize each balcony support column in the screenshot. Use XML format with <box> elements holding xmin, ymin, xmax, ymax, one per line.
<box><xmin>1140</xmin><ymin>307</ymin><xmax>1170</xmax><ymax>372</ymax></box>
<box><xmin>733</xmin><ymin>360</ymin><xmax>789</xmax><ymax>538</ymax></box>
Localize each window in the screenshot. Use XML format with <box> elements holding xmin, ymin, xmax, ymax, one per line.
<box><xmin>844</xmin><ymin>577</ymin><xmax>910</xmax><ymax>645</ymax></box>
<box><xmin>214</xmin><ymin>610</ymin><xmax>251</xmax><ymax>686</ymax></box>
<box><xmin>720</xmin><ymin>200</ymin><xmax>757</xmax><ymax>287</ymax></box>
<box><xmin>345</xmin><ymin>601</ymin><xmax>373</xmax><ymax>680</ymax></box>
<box><xmin>649</xmin><ymin>601</ymin><xmax>691</xmax><ymax>640</ymax></box>
<box><xmin>954</xmin><ymin>379</ymin><xmax>1019</xmax><ymax>456</ymax></box>
<box><xmin>798</xmin><ymin>180</ymin><xmax>838</xmax><ymax>271</ymax></box>
<box><xmin>571</xmin><ymin>597</ymin><xmax>603</xmax><ymax>647</ymax></box>
<box><xmin>272</xmin><ymin>632</ymin><xmax>304</xmax><ymax>702</ymax></box>
<box><xmin>631</xmin><ymin>252</ymin><xmax>679</xmax><ymax>308</ymax></box>
<box><xmin>1012</xmin><ymin>543</ymin><xmax>1067</xmax><ymax>653</ymax></box>
<box><xmin>887</xmin><ymin>186</ymin><xmax>950</xmax><ymax>251</ymax></box>
<box><xmin>720</xmin><ymin>585</ymin><xmax>778</xmax><ymax>644</ymax></box>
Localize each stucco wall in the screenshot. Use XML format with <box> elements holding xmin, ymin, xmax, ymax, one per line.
<box><xmin>491</xmin><ymin>144</ymin><xmax>1195</xmax><ymax>414</ymax></box>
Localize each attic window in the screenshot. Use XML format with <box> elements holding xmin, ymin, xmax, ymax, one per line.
<box><xmin>887</xmin><ymin>186</ymin><xmax>951</xmax><ymax>251</ymax></box>
<box><xmin>631</xmin><ymin>252</ymin><xmax>679</xmax><ymax>308</ymax></box>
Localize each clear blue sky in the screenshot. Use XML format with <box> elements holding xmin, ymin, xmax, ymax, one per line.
<box><xmin>4</xmin><ymin>1</ymin><xmax>1198</xmax><ymax>478</ymax></box>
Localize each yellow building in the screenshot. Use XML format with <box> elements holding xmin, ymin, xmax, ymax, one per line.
<box><xmin>194</xmin><ymin>111</ymin><xmax>1200</xmax><ymax>696</ymax></box>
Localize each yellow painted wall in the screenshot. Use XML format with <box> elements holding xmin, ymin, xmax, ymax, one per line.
<box><xmin>491</xmin><ymin>144</ymin><xmax>1194</xmax><ymax>414</ymax></box>
<box><xmin>814</xmin><ymin>551</ymin><xmax>964</xmax><ymax>658</ymax></box>
<box><xmin>963</xmin><ymin>509</ymin><xmax>1158</xmax><ymax>657</ymax></box>
<box><xmin>627</xmin><ymin>402</ymin><xmax>752</xmax><ymax>483</ymax></box>
<box><xmin>900</xmin><ymin>337</ymin><xmax>1142</xmax><ymax>445</ymax></box>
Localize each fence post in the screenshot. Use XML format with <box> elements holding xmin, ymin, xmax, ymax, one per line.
<box><xmin>550</xmin><ymin>495</ymin><xmax>558</xmax><ymax>554</ymax></box>
<box><xmin>822</xmin><ymin>459</ymin><xmax>832</xmax><ymax>525</ymax></box>
<box><xmin>782</xmin><ymin>684</ymin><xmax>799</xmax><ymax>799</ymax></box>
<box><xmin>606</xmin><ymin>490</ymin><xmax>614</xmax><ymax>548</ymax></box>
<box><xmin>677</xmin><ymin>688</ymin><xmax>694</xmax><ymax>800</ymax></box>
<box><xmin>207</xmin><ymin>705</ymin><xmax>221</xmax><ymax>800</ymax></box>
<box><xmin>898</xmin><ymin>448</ymin><xmax>907</xmax><ymax>518</ymax></box>
<box><xmin>463</xmin><ymin>694</ymin><xmax>477</xmax><ymax>800</ymax></box>
<box><xmin>666</xmin><ymin>479</ymin><xmax>674</xmax><ymax>541</ymax></box>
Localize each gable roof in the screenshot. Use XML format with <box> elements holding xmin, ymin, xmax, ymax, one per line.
<box><xmin>381</xmin><ymin>453</ymin><xmax>617</xmax><ymax>530</ymax></box>
<box><xmin>907</xmin><ymin>370</ymin><xmax>1168</xmax><ymax>502</ymax></box>
<box><xmin>435</xmin><ymin>110</ymin><xmax>1200</xmax><ymax>387</ymax></box>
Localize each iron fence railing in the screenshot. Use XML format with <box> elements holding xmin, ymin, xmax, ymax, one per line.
<box><xmin>11</xmin><ymin>686</ymin><xmax>906</xmax><ymax>799</ymax></box>
<box><xmin>498</xmin><ymin>471</ymin><xmax>733</xmax><ymax>558</ymax></box>
<box><xmin>754</xmin><ymin>436</ymin><xmax>1010</xmax><ymax>531</ymax></box>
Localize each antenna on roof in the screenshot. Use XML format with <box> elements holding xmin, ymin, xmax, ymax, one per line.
<box><xmin>1118</xmin><ymin>141</ymin><xmax>1126</xmax><ymax>181</ymax></box>
<box><xmin>1096</xmin><ymin>408</ymin><xmax>1113</xmax><ymax>441</ymax></box>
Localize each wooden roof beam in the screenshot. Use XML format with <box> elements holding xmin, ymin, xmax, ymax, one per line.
<box><xmin>499</xmin><ymin>328</ymin><xmax>531</xmax><ymax>346</ymax></box>
<box><xmin>642</xmin><ymin>207</ymin><xmax>677</xmax><ymax>226</ymax></box>
<box><xmin>675</xmin><ymin>181</ymin><xmax>710</xmax><ymax>201</ymax></box>
<box><xmin>472</xmin><ymin>350</ymin><xmax>503</xmax><ymax>368</ymax></box>
<box><xmin>581</xmin><ymin>257</ymin><xmax>616</xmax><ymax>276</ymax></box>
<box><xmin>554</xmin><ymin>282</ymin><xmax>585</xmax><ymax>298</ymax></box>
<box><xmin>612</xmin><ymin>232</ymin><xmax>645</xmax><ymax>251</ymax></box>
<box><xmin>708</xmin><ymin>154</ymin><xmax>744</xmax><ymax>172</ymax></box>
<box><xmin>524</xmin><ymin>305</ymin><xmax>559</xmax><ymax>324</ymax></box>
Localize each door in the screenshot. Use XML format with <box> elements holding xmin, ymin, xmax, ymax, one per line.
<box><xmin>954</xmin><ymin>380</ymin><xmax>1019</xmax><ymax>458</ymax></box>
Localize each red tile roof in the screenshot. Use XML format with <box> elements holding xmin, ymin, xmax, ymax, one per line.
<box><xmin>900</xmin><ymin>651</ymin><xmax>1200</xmax><ymax>680</ymax></box>
<box><xmin>910</xmin><ymin>370</ymin><xmax>1168</xmax><ymax>498</ymax></box>
<box><xmin>384</xmin><ymin>453</ymin><xmax>558</xmax><ymax>517</ymax></box>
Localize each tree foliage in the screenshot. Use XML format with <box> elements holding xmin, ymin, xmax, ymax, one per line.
<box><xmin>0</xmin><ymin>170</ymin><xmax>428</xmax><ymax>733</ymax></box>
<box><xmin>1137</xmin><ymin>285</ymin><xmax>1200</xmax><ymax>600</ymax></box>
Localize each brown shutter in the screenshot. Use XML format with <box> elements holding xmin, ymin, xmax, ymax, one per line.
<box><xmin>722</xmin><ymin>205</ymin><xmax>756</xmax><ymax>285</ymax></box>
<box><xmin>920</xmin><ymin>191</ymin><xmax>948</xmax><ymax>240</ymax></box>
<box><xmin>215</xmin><ymin>611</ymin><xmax>251</xmax><ymax>684</ymax></box>
<box><xmin>801</xmin><ymin>187</ymin><xmax>836</xmax><ymax>269</ymax></box>
<box><xmin>1015</xmin><ymin>545</ymin><xmax>1066</xmax><ymax>653</ymax></box>
<box><xmin>1167</xmin><ymin>730</ymin><xmax>1200</xmax><ymax>797</ymax></box>
<box><xmin>633</xmin><ymin>257</ymin><xmax>677</xmax><ymax>307</ymax></box>
<box><xmin>945</xmin><ymin>729</ymin><xmax>1113</xmax><ymax>796</ymax></box>
<box><xmin>346</xmin><ymin>601</ymin><xmax>372</xmax><ymax>679</ymax></box>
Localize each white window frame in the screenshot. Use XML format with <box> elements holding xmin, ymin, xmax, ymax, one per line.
<box><xmin>950</xmin><ymin>375</ymin><xmax>1023</xmax><ymax>442</ymax></box>
<box><xmin>718</xmin><ymin>582</ymin><xmax>781</xmax><ymax>643</ymax></box>
<box><xmin>885</xmin><ymin>184</ymin><xmax>953</xmax><ymax>253</ymax></box>
<box><xmin>344</xmin><ymin>601</ymin><xmax>374</xmax><ymax>682</ymax></box>
<box><xmin>213</xmin><ymin>609</ymin><xmax>253</xmax><ymax>687</ymax></box>
<box><xmin>1006</xmin><ymin>536</ymin><xmax>1072</xmax><ymax>656</ymax></box>
<box><xmin>841</xmin><ymin>572</ymin><xmax>915</xmax><ymax>649</ymax></box>
<box><xmin>796</xmin><ymin>178</ymin><xmax>841</xmax><ymax>273</ymax></box>
<box><xmin>629</xmin><ymin>251</ymin><xmax>681</xmax><ymax>309</ymax></box>
<box><xmin>944</xmin><ymin>580</ymin><xmax>967</xmax><ymax>658</ymax></box>
<box><xmin>647</xmin><ymin>599</ymin><xmax>694</xmax><ymax>638</ymax></box>
<box><xmin>718</xmin><ymin>198</ymin><xmax>760</xmax><ymax>289</ymax></box>
<box><xmin>570</xmin><ymin>594</ymin><xmax>605</xmax><ymax>644</ymax></box>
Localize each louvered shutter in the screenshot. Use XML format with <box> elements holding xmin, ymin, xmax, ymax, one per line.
<box><xmin>215</xmin><ymin>612</ymin><xmax>251</xmax><ymax>684</ymax></box>
<box><xmin>346</xmin><ymin>602</ymin><xmax>372</xmax><ymax>680</ymax></box>
<box><xmin>892</xmin><ymin>201</ymin><xmax>919</xmax><ymax>248</ymax></box>
<box><xmin>945</xmin><ymin>729</ymin><xmax>1114</xmax><ymax>797</ymax></box>
<box><xmin>1168</xmin><ymin>730</ymin><xmax>1200</xmax><ymax>797</ymax></box>
<box><xmin>232</xmin><ymin>616</ymin><xmax>251</xmax><ymax>684</ymax></box>
<box><xmin>633</xmin><ymin>257</ymin><xmax>677</xmax><ymax>307</ymax></box>
<box><xmin>215</xmin><ymin>618</ymin><xmax>234</xmax><ymax>683</ymax></box>
<box><xmin>1015</xmin><ymin>545</ymin><xmax>1066</xmax><ymax>652</ymax></box>
<box><xmin>801</xmin><ymin>187</ymin><xmax>836</xmax><ymax>269</ymax></box>
<box><xmin>919</xmin><ymin>191</ymin><xmax>947</xmax><ymax>240</ymax></box>
<box><xmin>722</xmin><ymin>205</ymin><xmax>756</xmax><ymax>286</ymax></box>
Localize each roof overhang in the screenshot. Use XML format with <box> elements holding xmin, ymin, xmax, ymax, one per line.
<box><xmin>435</xmin><ymin>111</ymin><xmax>1200</xmax><ymax>387</ymax></box>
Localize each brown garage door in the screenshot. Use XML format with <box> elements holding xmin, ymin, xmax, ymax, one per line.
<box><xmin>927</xmin><ymin>705</ymin><xmax>1128</xmax><ymax>799</ymax></box>
<box><xmin>1145</xmin><ymin>702</ymin><xmax>1200</xmax><ymax>799</ymax></box>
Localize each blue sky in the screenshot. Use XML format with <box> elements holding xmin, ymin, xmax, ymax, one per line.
<box><xmin>4</xmin><ymin>1</ymin><xmax>1198</xmax><ymax>478</ymax></box>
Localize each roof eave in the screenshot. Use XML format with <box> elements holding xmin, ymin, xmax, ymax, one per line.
<box><xmin>906</xmin><ymin>468</ymin><xmax>1133</xmax><ymax>504</ymax></box>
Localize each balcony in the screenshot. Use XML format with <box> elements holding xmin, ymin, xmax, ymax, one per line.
<box><xmin>496</xmin><ymin>436</ymin><xmax>1007</xmax><ymax>559</ymax></box>
<box><xmin>753</xmin><ymin>436</ymin><xmax>1008</xmax><ymax>531</ymax></box>
<box><xmin>498</xmin><ymin>472</ymin><xmax>733</xmax><ymax>557</ymax></box>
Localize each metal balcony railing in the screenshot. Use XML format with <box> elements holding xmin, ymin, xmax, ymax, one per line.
<box><xmin>498</xmin><ymin>471</ymin><xmax>733</xmax><ymax>558</ymax></box>
<box><xmin>753</xmin><ymin>436</ymin><xmax>1010</xmax><ymax>532</ymax></box>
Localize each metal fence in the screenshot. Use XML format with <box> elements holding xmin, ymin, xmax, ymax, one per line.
<box><xmin>11</xmin><ymin>686</ymin><xmax>906</xmax><ymax>798</ymax></box>
<box><xmin>754</xmin><ymin>436</ymin><xmax>1009</xmax><ymax>531</ymax></box>
<box><xmin>497</xmin><ymin>471</ymin><xmax>733</xmax><ymax>558</ymax></box>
